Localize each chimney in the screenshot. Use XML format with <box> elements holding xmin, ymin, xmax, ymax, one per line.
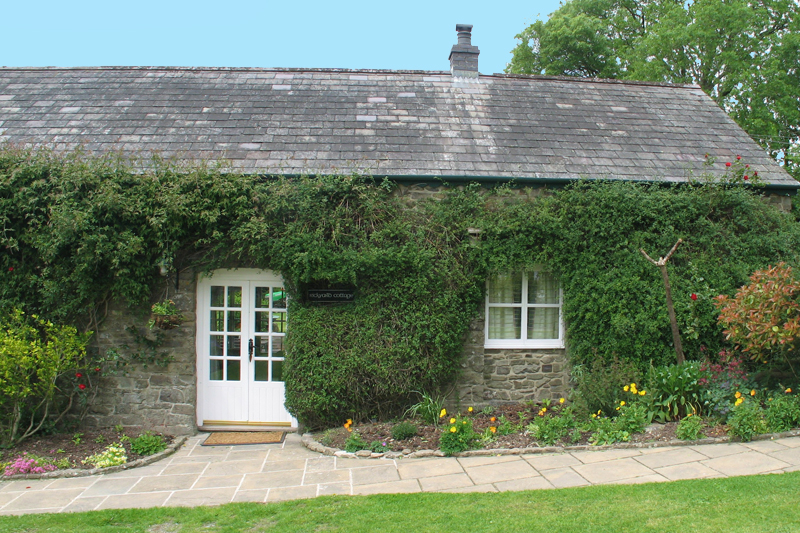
<box><xmin>449</xmin><ymin>24</ymin><xmax>480</xmax><ymax>78</ymax></box>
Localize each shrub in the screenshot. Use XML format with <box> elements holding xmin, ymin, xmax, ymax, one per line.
<box><xmin>2</xmin><ymin>453</ymin><xmax>58</xmax><ymax>476</ymax></box>
<box><xmin>700</xmin><ymin>354</ymin><xmax>752</xmax><ymax>422</ymax></box>
<box><xmin>615</xmin><ymin>401</ymin><xmax>651</xmax><ymax>435</ymax></box>
<box><xmin>645</xmin><ymin>363</ymin><xmax>708</xmax><ymax>422</ymax></box>
<box><xmin>130</xmin><ymin>432</ymin><xmax>167</xmax><ymax>456</ymax></box>
<box><xmin>83</xmin><ymin>444</ymin><xmax>128</xmax><ymax>469</ymax></box>
<box><xmin>676</xmin><ymin>414</ymin><xmax>705</xmax><ymax>441</ymax></box>
<box><xmin>439</xmin><ymin>416</ymin><xmax>478</xmax><ymax>456</ymax></box>
<box><xmin>391</xmin><ymin>421</ymin><xmax>418</xmax><ymax>441</ymax></box>
<box><xmin>728</xmin><ymin>399</ymin><xmax>768</xmax><ymax>442</ymax></box>
<box><xmin>404</xmin><ymin>393</ymin><xmax>445</xmax><ymax>426</ymax></box>
<box><xmin>344</xmin><ymin>432</ymin><xmax>368</xmax><ymax>453</ymax></box>
<box><xmin>765</xmin><ymin>391</ymin><xmax>800</xmax><ymax>433</ymax></box>
<box><xmin>527</xmin><ymin>406</ymin><xmax>578</xmax><ymax>446</ymax></box>
<box><xmin>572</xmin><ymin>356</ymin><xmax>642</xmax><ymax>417</ymax></box>
<box><xmin>368</xmin><ymin>440</ymin><xmax>389</xmax><ymax>453</ymax></box>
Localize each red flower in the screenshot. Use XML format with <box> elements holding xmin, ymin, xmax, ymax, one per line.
<box><xmin>745</xmin><ymin>164</ymin><xmax>749</xmax><ymax>168</ymax></box>
<box><xmin>75</xmin><ymin>373</ymin><xmax>82</xmax><ymax>378</ymax></box>
<box><xmin>7</xmin><ymin>267</ymin><xmax>12</xmax><ymax>272</ymax></box>
<box><xmin>754</xmin><ymin>171</ymin><xmax>758</xmax><ymax>176</ymax></box>
<box><xmin>95</xmin><ymin>367</ymin><xmax>101</xmax><ymax>372</ymax></box>
<box><xmin>744</xmin><ymin>175</ymin><xmax>749</xmax><ymax>180</ymax></box>
<box><xmin>725</xmin><ymin>162</ymin><xmax>731</xmax><ymax>167</ymax></box>
<box><xmin>78</xmin><ymin>384</ymin><xmax>86</xmax><ymax>390</ymax></box>
<box><xmin>691</xmin><ymin>293</ymin><xmax>698</xmax><ymax>301</ymax></box>
<box><xmin>736</xmin><ymin>155</ymin><xmax>741</xmax><ymax>160</ymax></box>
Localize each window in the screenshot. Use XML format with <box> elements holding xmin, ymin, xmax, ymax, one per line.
<box><xmin>485</xmin><ymin>271</ymin><xmax>563</xmax><ymax>348</ymax></box>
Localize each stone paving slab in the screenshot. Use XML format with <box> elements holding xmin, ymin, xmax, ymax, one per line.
<box><xmin>0</xmin><ymin>433</ymin><xmax>798</xmax><ymax>515</ymax></box>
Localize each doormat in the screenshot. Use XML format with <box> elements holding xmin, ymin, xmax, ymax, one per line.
<box><xmin>202</xmin><ymin>431</ymin><xmax>286</xmax><ymax>446</ymax></box>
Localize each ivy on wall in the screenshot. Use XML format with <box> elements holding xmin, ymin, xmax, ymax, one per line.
<box><xmin>2</xmin><ymin>146</ymin><xmax>800</xmax><ymax>428</ymax></box>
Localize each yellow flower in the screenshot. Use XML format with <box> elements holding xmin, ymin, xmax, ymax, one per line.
<box><xmin>449</xmin><ymin>426</ymin><xmax>457</xmax><ymax>433</ymax></box>
<box><xmin>440</xmin><ymin>409</ymin><xmax>447</xmax><ymax>418</ymax></box>
<box><xmin>559</xmin><ymin>398</ymin><xmax>565</xmax><ymax>404</ymax></box>
<box><xmin>786</xmin><ymin>388</ymin><xmax>793</xmax><ymax>394</ymax></box>
<box><xmin>615</xmin><ymin>407</ymin><xmax>620</xmax><ymax>411</ymax></box>
<box><xmin>735</xmin><ymin>398</ymin><xmax>744</xmax><ymax>406</ymax></box>
<box><xmin>592</xmin><ymin>413</ymin><xmax>597</xmax><ymax>418</ymax></box>
<box><xmin>639</xmin><ymin>391</ymin><xmax>646</xmax><ymax>396</ymax></box>
<box><xmin>623</xmin><ymin>385</ymin><xmax>629</xmax><ymax>392</ymax></box>
<box><xmin>490</xmin><ymin>426</ymin><xmax>497</xmax><ymax>433</ymax></box>
<box><xmin>450</xmin><ymin>418</ymin><xmax>456</xmax><ymax>424</ymax></box>
<box><xmin>462</xmin><ymin>420</ymin><xmax>467</xmax><ymax>425</ymax></box>
<box><xmin>619</xmin><ymin>401</ymin><xmax>625</xmax><ymax>406</ymax></box>
<box><xmin>468</xmin><ymin>406</ymin><xmax>474</xmax><ymax>412</ymax></box>
<box><xmin>490</xmin><ymin>416</ymin><xmax>496</xmax><ymax>422</ymax></box>
<box><xmin>686</xmin><ymin>413</ymin><xmax>692</xmax><ymax>418</ymax></box>
<box><xmin>735</xmin><ymin>391</ymin><xmax>742</xmax><ymax>399</ymax></box>
<box><xmin>347</xmin><ymin>419</ymin><xmax>352</xmax><ymax>425</ymax></box>
<box><xmin>750</xmin><ymin>389</ymin><xmax>756</xmax><ymax>396</ymax></box>
<box><xmin>630</xmin><ymin>383</ymin><xmax>636</xmax><ymax>389</ymax></box>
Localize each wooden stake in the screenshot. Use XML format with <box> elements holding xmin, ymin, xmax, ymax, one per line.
<box><xmin>640</xmin><ymin>239</ymin><xmax>685</xmax><ymax>365</ymax></box>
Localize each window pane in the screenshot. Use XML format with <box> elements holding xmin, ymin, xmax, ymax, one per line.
<box><xmin>488</xmin><ymin>273</ymin><xmax>522</xmax><ymax>303</ymax></box>
<box><xmin>254</xmin><ymin>336</ymin><xmax>269</xmax><ymax>357</ymax></box>
<box><xmin>227</xmin><ymin>360</ymin><xmax>241</xmax><ymax>381</ymax></box>
<box><xmin>228</xmin><ymin>286</ymin><xmax>242</xmax><ymax>307</ymax></box>
<box><xmin>255</xmin><ymin>311</ymin><xmax>269</xmax><ymax>333</ymax></box>
<box><xmin>210</xmin><ymin>286</ymin><xmax>225</xmax><ymax>307</ymax></box>
<box><xmin>272</xmin><ymin>312</ymin><xmax>287</xmax><ymax>333</ymax></box>
<box><xmin>528</xmin><ymin>308</ymin><xmax>560</xmax><ymax>339</ymax></box>
<box><xmin>227</xmin><ymin>335</ymin><xmax>241</xmax><ymax>357</ymax></box>
<box><xmin>227</xmin><ymin>311</ymin><xmax>241</xmax><ymax>332</ymax></box>
<box><xmin>272</xmin><ymin>360</ymin><xmax>283</xmax><ymax>382</ymax></box>
<box><xmin>209</xmin><ymin>360</ymin><xmax>223</xmax><ymax>381</ymax></box>
<box><xmin>254</xmin><ymin>360</ymin><xmax>268</xmax><ymax>382</ymax></box>
<box><xmin>255</xmin><ymin>287</ymin><xmax>270</xmax><ymax>308</ymax></box>
<box><xmin>528</xmin><ymin>272</ymin><xmax>559</xmax><ymax>304</ymax></box>
<box><xmin>210</xmin><ymin>311</ymin><xmax>225</xmax><ymax>332</ymax></box>
<box><xmin>273</xmin><ymin>336</ymin><xmax>284</xmax><ymax>358</ymax></box>
<box><xmin>209</xmin><ymin>335</ymin><xmax>224</xmax><ymax>356</ymax></box>
<box><xmin>488</xmin><ymin>307</ymin><xmax>521</xmax><ymax>339</ymax></box>
<box><xmin>273</xmin><ymin>288</ymin><xmax>287</xmax><ymax>309</ymax></box>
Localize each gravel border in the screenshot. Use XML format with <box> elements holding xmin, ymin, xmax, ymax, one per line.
<box><xmin>302</xmin><ymin>428</ymin><xmax>800</xmax><ymax>459</ymax></box>
<box><xmin>0</xmin><ymin>435</ymin><xmax>188</xmax><ymax>481</ymax></box>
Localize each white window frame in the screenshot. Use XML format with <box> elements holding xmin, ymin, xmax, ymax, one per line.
<box><xmin>484</xmin><ymin>271</ymin><xmax>564</xmax><ymax>349</ymax></box>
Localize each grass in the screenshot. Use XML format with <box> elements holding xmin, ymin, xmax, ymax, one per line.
<box><xmin>1</xmin><ymin>471</ymin><xmax>799</xmax><ymax>532</ymax></box>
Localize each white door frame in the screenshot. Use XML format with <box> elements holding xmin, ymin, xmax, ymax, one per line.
<box><xmin>195</xmin><ymin>269</ymin><xmax>297</xmax><ymax>429</ymax></box>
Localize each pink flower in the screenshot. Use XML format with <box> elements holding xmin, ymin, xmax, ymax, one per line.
<box><xmin>691</xmin><ymin>293</ymin><xmax>698</xmax><ymax>301</ymax></box>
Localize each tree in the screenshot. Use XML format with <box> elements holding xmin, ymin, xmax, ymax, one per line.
<box><xmin>507</xmin><ymin>0</ymin><xmax>800</xmax><ymax>181</ymax></box>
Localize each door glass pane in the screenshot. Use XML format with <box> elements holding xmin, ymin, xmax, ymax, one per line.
<box><xmin>528</xmin><ymin>272</ymin><xmax>559</xmax><ymax>304</ymax></box>
<box><xmin>227</xmin><ymin>360</ymin><xmax>241</xmax><ymax>381</ymax></box>
<box><xmin>255</xmin><ymin>311</ymin><xmax>269</xmax><ymax>333</ymax></box>
<box><xmin>227</xmin><ymin>335</ymin><xmax>241</xmax><ymax>357</ymax></box>
<box><xmin>488</xmin><ymin>307</ymin><xmax>521</xmax><ymax>339</ymax></box>
<box><xmin>272</xmin><ymin>336</ymin><xmax>284</xmax><ymax>358</ymax></box>
<box><xmin>488</xmin><ymin>273</ymin><xmax>522</xmax><ymax>303</ymax></box>
<box><xmin>210</xmin><ymin>286</ymin><xmax>225</xmax><ymax>307</ymax></box>
<box><xmin>255</xmin><ymin>287</ymin><xmax>270</xmax><ymax>308</ymax></box>
<box><xmin>210</xmin><ymin>311</ymin><xmax>225</xmax><ymax>332</ymax></box>
<box><xmin>272</xmin><ymin>360</ymin><xmax>284</xmax><ymax>382</ymax></box>
<box><xmin>528</xmin><ymin>308</ymin><xmax>559</xmax><ymax>339</ymax></box>
<box><xmin>209</xmin><ymin>335</ymin><xmax>224</xmax><ymax>356</ymax></box>
<box><xmin>254</xmin><ymin>360</ymin><xmax>268</xmax><ymax>382</ymax></box>
<box><xmin>272</xmin><ymin>312</ymin><xmax>287</xmax><ymax>333</ymax></box>
<box><xmin>209</xmin><ymin>359</ymin><xmax>223</xmax><ymax>381</ymax></box>
<box><xmin>227</xmin><ymin>311</ymin><xmax>241</xmax><ymax>332</ymax></box>
<box><xmin>228</xmin><ymin>286</ymin><xmax>242</xmax><ymax>307</ymax></box>
<box><xmin>254</xmin><ymin>336</ymin><xmax>269</xmax><ymax>357</ymax></box>
<box><xmin>273</xmin><ymin>288</ymin><xmax>286</xmax><ymax>309</ymax></box>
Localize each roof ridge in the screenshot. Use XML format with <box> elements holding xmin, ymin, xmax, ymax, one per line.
<box><xmin>488</xmin><ymin>72</ymin><xmax>699</xmax><ymax>90</ymax></box>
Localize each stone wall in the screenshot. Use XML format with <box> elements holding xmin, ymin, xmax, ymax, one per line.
<box><xmin>84</xmin><ymin>269</ymin><xmax>198</xmax><ymax>436</ymax></box>
<box><xmin>453</xmin><ymin>307</ymin><xmax>570</xmax><ymax>409</ymax></box>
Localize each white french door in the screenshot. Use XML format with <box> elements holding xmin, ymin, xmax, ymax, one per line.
<box><xmin>196</xmin><ymin>269</ymin><xmax>296</xmax><ymax>428</ymax></box>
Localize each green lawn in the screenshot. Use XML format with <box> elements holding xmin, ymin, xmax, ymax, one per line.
<box><xmin>2</xmin><ymin>471</ymin><xmax>799</xmax><ymax>532</ymax></box>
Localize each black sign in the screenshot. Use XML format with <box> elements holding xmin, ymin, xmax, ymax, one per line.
<box><xmin>307</xmin><ymin>289</ymin><xmax>355</xmax><ymax>303</ymax></box>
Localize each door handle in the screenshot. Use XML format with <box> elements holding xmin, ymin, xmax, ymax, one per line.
<box><xmin>248</xmin><ymin>338</ymin><xmax>254</xmax><ymax>362</ymax></box>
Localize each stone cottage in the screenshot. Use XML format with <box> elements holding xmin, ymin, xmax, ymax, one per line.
<box><xmin>0</xmin><ymin>25</ymin><xmax>796</xmax><ymax>434</ymax></box>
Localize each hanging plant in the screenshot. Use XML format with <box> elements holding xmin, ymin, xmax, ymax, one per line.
<box><xmin>148</xmin><ymin>300</ymin><xmax>183</xmax><ymax>330</ymax></box>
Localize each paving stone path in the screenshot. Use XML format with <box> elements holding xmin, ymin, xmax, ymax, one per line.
<box><xmin>2</xmin><ymin>433</ymin><xmax>799</xmax><ymax>515</ymax></box>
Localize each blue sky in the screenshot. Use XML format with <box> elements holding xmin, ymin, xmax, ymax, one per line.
<box><xmin>3</xmin><ymin>1</ymin><xmax>563</xmax><ymax>73</ymax></box>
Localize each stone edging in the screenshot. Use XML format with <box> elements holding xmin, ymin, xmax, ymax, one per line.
<box><xmin>0</xmin><ymin>435</ymin><xmax>188</xmax><ymax>481</ymax></box>
<box><xmin>302</xmin><ymin>428</ymin><xmax>800</xmax><ymax>459</ymax></box>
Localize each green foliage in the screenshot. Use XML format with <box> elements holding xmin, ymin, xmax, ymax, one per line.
<box><xmin>390</xmin><ymin>421</ymin><xmax>418</xmax><ymax>441</ymax></box>
<box><xmin>82</xmin><ymin>443</ymin><xmax>128</xmax><ymax>469</ymax></box>
<box><xmin>572</xmin><ymin>356</ymin><xmax>642</xmax><ymax>417</ymax></box>
<box><xmin>344</xmin><ymin>432</ymin><xmax>368</xmax><ymax>453</ymax></box>
<box><xmin>439</xmin><ymin>416</ymin><xmax>478</xmax><ymax>456</ymax></box>
<box><xmin>700</xmin><ymin>355</ymin><xmax>752</xmax><ymax>422</ymax></box>
<box><xmin>130</xmin><ymin>432</ymin><xmax>167</xmax><ymax>456</ymax></box>
<box><xmin>676</xmin><ymin>414</ymin><xmax>705</xmax><ymax>441</ymax></box>
<box><xmin>728</xmin><ymin>399</ymin><xmax>768</xmax><ymax>442</ymax></box>
<box><xmin>766</xmin><ymin>392</ymin><xmax>800</xmax><ymax>433</ymax></box>
<box><xmin>368</xmin><ymin>440</ymin><xmax>389</xmax><ymax>453</ymax></box>
<box><xmin>495</xmin><ymin>414</ymin><xmax>522</xmax><ymax>436</ymax></box>
<box><xmin>527</xmin><ymin>406</ymin><xmax>578</xmax><ymax>446</ymax></box>
<box><xmin>0</xmin><ymin>309</ymin><xmax>93</xmax><ymax>446</ymax></box>
<box><xmin>506</xmin><ymin>0</ymin><xmax>800</xmax><ymax>181</ymax></box>
<box><xmin>404</xmin><ymin>392</ymin><xmax>446</xmax><ymax>427</ymax></box>
<box><xmin>645</xmin><ymin>363</ymin><xmax>709</xmax><ymax>422</ymax></box>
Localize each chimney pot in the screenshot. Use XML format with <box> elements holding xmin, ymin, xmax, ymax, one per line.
<box><xmin>449</xmin><ymin>24</ymin><xmax>480</xmax><ymax>79</ymax></box>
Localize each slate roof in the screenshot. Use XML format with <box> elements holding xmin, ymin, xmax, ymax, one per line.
<box><xmin>0</xmin><ymin>66</ymin><xmax>796</xmax><ymax>190</ymax></box>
